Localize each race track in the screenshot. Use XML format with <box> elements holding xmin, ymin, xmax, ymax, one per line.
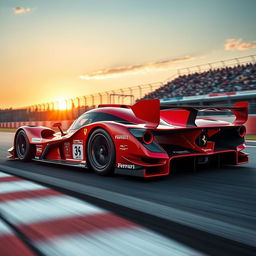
<box><xmin>0</xmin><ymin>132</ymin><xmax>255</xmax><ymax>256</ymax></box>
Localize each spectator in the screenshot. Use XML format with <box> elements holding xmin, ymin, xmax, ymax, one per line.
<box><xmin>142</xmin><ymin>63</ymin><xmax>256</xmax><ymax>100</ymax></box>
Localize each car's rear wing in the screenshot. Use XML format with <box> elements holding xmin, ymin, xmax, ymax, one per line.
<box><xmin>99</xmin><ymin>100</ymin><xmax>248</xmax><ymax>128</ymax></box>
<box><xmin>160</xmin><ymin>101</ymin><xmax>248</xmax><ymax>126</ymax></box>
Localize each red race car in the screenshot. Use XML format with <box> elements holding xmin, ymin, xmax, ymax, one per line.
<box><xmin>8</xmin><ymin>99</ymin><xmax>248</xmax><ymax>177</ymax></box>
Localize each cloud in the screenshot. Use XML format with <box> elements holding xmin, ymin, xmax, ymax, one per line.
<box><xmin>225</xmin><ymin>38</ymin><xmax>256</xmax><ymax>51</ymax></box>
<box><xmin>13</xmin><ymin>7</ymin><xmax>32</xmax><ymax>14</ymax></box>
<box><xmin>80</xmin><ymin>56</ymin><xmax>193</xmax><ymax>80</ymax></box>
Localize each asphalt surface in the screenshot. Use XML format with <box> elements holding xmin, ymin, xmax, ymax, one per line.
<box><xmin>0</xmin><ymin>132</ymin><xmax>256</xmax><ymax>255</ymax></box>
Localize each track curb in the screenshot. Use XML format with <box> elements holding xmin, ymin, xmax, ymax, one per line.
<box><xmin>0</xmin><ymin>164</ymin><xmax>255</xmax><ymax>254</ymax></box>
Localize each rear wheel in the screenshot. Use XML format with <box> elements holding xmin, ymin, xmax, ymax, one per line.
<box><xmin>15</xmin><ymin>130</ymin><xmax>35</xmax><ymax>161</ymax></box>
<box><xmin>87</xmin><ymin>128</ymin><xmax>115</xmax><ymax>176</ymax></box>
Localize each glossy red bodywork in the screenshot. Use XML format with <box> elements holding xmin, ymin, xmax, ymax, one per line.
<box><xmin>232</xmin><ymin>102</ymin><xmax>248</xmax><ymax>124</ymax></box>
<box><xmin>8</xmin><ymin>99</ymin><xmax>249</xmax><ymax>178</ymax></box>
<box><xmin>161</xmin><ymin>109</ymin><xmax>191</xmax><ymax>127</ymax></box>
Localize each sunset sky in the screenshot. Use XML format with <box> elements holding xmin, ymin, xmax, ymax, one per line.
<box><xmin>1</xmin><ymin>0</ymin><xmax>256</xmax><ymax>108</ymax></box>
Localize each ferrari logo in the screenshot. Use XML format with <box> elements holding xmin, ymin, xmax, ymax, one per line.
<box><xmin>196</xmin><ymin>132</ymin><xmax>208</xmax><ymax>147</ymax></box>
<box><xmin>201</xmin><ymin>135</ymin><xmax>207</xmax><ymax>145</ymax></box>
<box><xmin>84</xmin><ymin>128</ymin><xmax>87</xmax><ymax>136</ymax></box>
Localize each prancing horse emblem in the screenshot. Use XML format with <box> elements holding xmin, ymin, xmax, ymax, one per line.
<box><xmin>196</xmin><ymin>132</ymin><xmax>208</xmax><ymax>147</ymax></box>
<box><xmin>201</xmin><ymin>134</ymin><xmax>207</xmax><ymax>145</ymax></box>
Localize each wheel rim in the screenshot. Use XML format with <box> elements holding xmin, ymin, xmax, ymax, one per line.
<box><xmin>17</xmin><ymin>133</ymin><xmax>27</xmax><ymax>158</ymax></box>
<box><xmin>90</xmin><ymin>134</ymin><xmax>111</xmax><ymax>170</ymax></box>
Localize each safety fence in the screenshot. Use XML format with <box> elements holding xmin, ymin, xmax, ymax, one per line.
<box><xmin>0</xmin><ymin>81</ymin><xmax>166</xmax><ymax>122</ymax></box>
<box><xmin>177</xmin><ymin>55</ymin><xmax>256</xmax><ymax>76</ymax></box>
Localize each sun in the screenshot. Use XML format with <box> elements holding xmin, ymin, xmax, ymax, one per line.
<box><xmin>53</xmin><ymin>97</ymin><xmax>71</xmax><ymax>110</ymax></box>
<box><xmin>58</xmin><ymin>100</ymin><xmax>67</xmax><ymax>110</ymax></box>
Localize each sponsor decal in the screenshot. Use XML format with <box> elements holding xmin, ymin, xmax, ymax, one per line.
<box><xmin>117</xmin><ymin>163</ymin><xmax>135</xmax><ymax>169</ymax></box>
<box><xmin>36</xmin><ymin>145</ymin><xmax>43</xmax><ymax>153</ymax></box>
<box><xmin>202</xmin><ymin>148</ymin><xmax>212</xmax><ymax>152</ymax></box>
<box><xmin>73</xmin><ymin>140</ymin><xmax>83</xmax><ymax>144</ymax></box>
<box><xmin>32</xmin><ymin>138</ymin><xmax>42</xmax><ymax>143</ymax></box>
<box><xmin>72</xmin><ymin>144</ymin><xmax>83</xmax><ymax>160</ymax></box>
<box><xmin>84</xmin><ymin>128</ymin><xmax>87</xmax><ymax>136</ymax></box>
<box><xmin>115</xmin><ymin>135</ymin><xmax>129</xmax><ymax>140</ymax></box>
<box><xmin>120</xmin><ymin>145</ymin><xmax>128</xmax><ymax>151</ymax></box>
<box><xmin>64</xmin><ymin>142</ymin><xmax>71</xmax><ymax>157</ymax></box>
<box><xmin>173</xmin><ymin>150</ymin><xmax>190</xmax><ymax>154</ymax></box>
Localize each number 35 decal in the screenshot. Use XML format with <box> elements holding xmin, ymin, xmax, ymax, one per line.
<box><xmin>72</xmin><ymin>144</ymin><xmax>83</xmax><ymax>159</ymax></box>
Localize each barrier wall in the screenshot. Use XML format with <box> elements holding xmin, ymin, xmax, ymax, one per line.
<box><xmin>0</xmin><ymin>120</ymin><xmax>73</xmax><ymax>131</ymax></box>
<box><xmin>245</xmin><ymin>116</ymin><xmax>256</xmax><ymax>134</ymax></box>
<box><xmin>0</xmin><ymin>116</ymin><xmax>255</xmax><ymax>134</ymax></box>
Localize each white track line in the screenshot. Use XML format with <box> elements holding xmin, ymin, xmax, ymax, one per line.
<box><xmin>0</xmin><ymin>195</ymin><xmax>105</xmax><ymax>225</ymax></box>
<box><xmin>0</xmin><ymin>172</ymin><xmax>12</xmax><ymax>178</ymax></box>
<box><xmin>37</xmin><ymin>227</ymin><xmax>204</xmax><ymax>256</ymax></box>
<box><xmin>0</xmin><ymin>220</ymin><xmax>12</xmax><ymax>236</ymax></box>
<box><xmin>0</xmin><ymin>180</ymin><xmax>46</xmax><ymax>194</ymax></box>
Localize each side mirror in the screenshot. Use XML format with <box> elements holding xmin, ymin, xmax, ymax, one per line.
<box><xmin>52</xmin><ymin>122</ymin><xmax>62</xmax><ymax>128</ymax></box>
<box><xmin>52</xmin><ymin>122</ymin><xmax>65</xmax><ymax>136</ymax></box>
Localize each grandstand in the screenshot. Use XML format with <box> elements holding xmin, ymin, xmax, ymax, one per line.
<box><xmin>142</xmin><ymin>62</ymin><xmax>256</xmax><ymax>100</ymax></box>
<box><xmin>141</xmin><ymin>56</ymin><xmax>256</xmax><ymax>116</ymax></box>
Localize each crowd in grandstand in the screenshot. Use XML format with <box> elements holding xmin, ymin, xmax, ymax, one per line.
<box><xmin>142</xmin><ymin>62</ymin><xmax>256</xmax><ymax>99</ymax></box>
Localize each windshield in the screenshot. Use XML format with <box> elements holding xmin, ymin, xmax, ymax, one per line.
<box><xmin>69</xmin><ymin>113</ymin><xmax>93</xmax><ymax>130</ymax></box>
<box><xmin>69</xmin><ymin>111</ymin><xmax>133</xmax><ymax>130</ymax></box>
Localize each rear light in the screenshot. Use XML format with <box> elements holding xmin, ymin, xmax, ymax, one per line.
<box><xmin>142</xmin><ymin>130</ymin><xmax>154</xmax><ymax>144</ymax></box>
<box><xmin>238</xmin><ymin>126</ymin><xmax>246</xmax><ymax>137</ymax></box>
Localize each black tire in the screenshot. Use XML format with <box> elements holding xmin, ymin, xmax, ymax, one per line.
<box><xmin>15</xmin><ymin>130</ymin><xmax>35</xmax><ymax>161</ymax></box>
<box><xmin>87</xmin><ymin>128</ymin><xmax>115</xmax><ymax>176</ymax></box>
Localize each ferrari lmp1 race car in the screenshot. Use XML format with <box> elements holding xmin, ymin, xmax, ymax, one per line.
<box><xmin>8</xmin><ymin>99</ymin><xmax>248</xmax><ymax>177</ymax></box>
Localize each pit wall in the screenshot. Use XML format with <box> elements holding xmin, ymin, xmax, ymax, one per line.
<box><xmin>0</xmin><ymin>116</ymin><xmax>255</xmax><ymax>134</ymax></box>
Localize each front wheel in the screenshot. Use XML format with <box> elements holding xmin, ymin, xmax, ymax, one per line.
<box><xmin>87</xmin><ymin>128</ymin><xmax>115</xmax><ymax>176</ymax></box>
<box><xmin>15</xmin><ymin>130</ymin><xmax>35</xmax><ymax>161</ymax></box>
